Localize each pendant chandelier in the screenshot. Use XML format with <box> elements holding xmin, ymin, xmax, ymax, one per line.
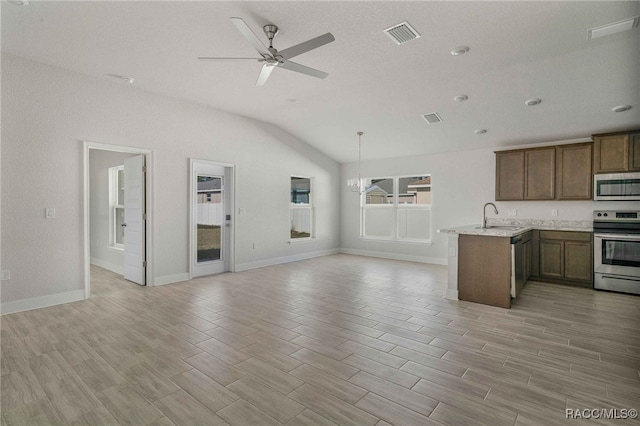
<box><xmin>347</xmin><ymin>131</ymin><xmax>364</xmax><ymax>194</ymax></box>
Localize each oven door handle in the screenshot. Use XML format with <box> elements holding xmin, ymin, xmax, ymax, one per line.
<box><xmin>594</xmin><ymin>233</ymin><xmax>640</xmax><ymax>240</ymax></box>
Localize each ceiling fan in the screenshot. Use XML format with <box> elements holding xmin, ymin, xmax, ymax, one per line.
<box><xmin>198</xmin><ymin>17</ymin><xmax>335</xmax><ymax>86</ymax></box>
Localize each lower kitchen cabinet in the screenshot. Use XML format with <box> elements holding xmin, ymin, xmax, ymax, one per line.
<box><xmin>534</xmin><ymin>230</ymin><xmax>593</xmax><ymax>287</ymax></box>
<box><xmin>540</xmin><ymin>239</ymin><xmax>563</xmax><ymax>278</ymax></box>
<box><xmin>565</xmin><ymin>241</ymin><xmax>592</xmax><ymax>281</ymax></box>
<box><xmin>524</xmin><ymin>238</ymin><xmax>532</xmax><ymax>281</ymax></box>
<box><xmin>458</xmin><ymin>234</ymin><xmax>512</xmax><ymax>309</ymax></box>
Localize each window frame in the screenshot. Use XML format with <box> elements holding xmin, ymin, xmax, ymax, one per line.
<box><xmin>108</xmin><ymin>165</ymin><xmax>125</xmax><ymax>250</ymax></box>
<box><xmin>360</xmin><ymin>174</ymin><xmax>432</xmax><ymax>243</ymax></box>
<box><xmin>290</xmin><ymin>176</ymin><xmax>314</xmax><ymax>241</ymax></box>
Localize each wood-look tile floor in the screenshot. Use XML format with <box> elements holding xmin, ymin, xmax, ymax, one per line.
<box><xmin>1</xmin><ymin>254</ymin><xmax>639</xmax><ymax>425</ymax></box>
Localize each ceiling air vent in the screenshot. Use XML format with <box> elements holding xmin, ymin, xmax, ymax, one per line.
<box><xmin>383</xmin><ymin>21</ymin><xmax>421</xmax><ymax>45</ymax></box>
<box><xmin>421</xmin><ymin>112</ymin><xmax>442</xmax><ymax>124</ymax></box>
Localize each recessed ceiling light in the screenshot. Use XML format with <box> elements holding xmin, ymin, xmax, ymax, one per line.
<box><xmin>453</xmin><ymin>95</ymin><xmax>468</xmax><ymax>102</ymax></box>
<box><xmin>525</xmin><ymin>98</ymin><xmax>542</xmax><ymax>106</ymax></box>
<box><xmin>106</xmin><ymin>74</ymin><xmax>135</xmax><ymax>84</ymax></box>
<box><xmin>612</xmin><ymin>105</ymin><xmax>632</xmax><ymax>112</ymax></box>
<box><xmin>8</xmin><ymin>0</ymin><xmax>29</xmax><ymax>5</ymax></box>
<box><xmin>450</xmin><ymin>46</ymin><xmax>470</xmax><ymax>56</ymax></box>
<box><xmin>475</xmin><ymin>129</ymin><xmax>487</xmax><ymax>134</ymax></box>
<box><xmin>587</xmin><ymin>16</ymin><xmax>640</xmax><ymax>40</ymax></box>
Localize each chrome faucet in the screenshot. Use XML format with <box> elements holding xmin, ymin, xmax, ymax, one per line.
<box><xmin>482</xmin><ymin>202</ymin><xmax>499</xmax><ymax>228</ymax></box>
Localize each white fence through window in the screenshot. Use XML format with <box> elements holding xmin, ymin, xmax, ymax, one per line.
<box><xmin>197</xmin><ymin>204</ymin><xmax>223</xmax><ymax>226</ymax></box>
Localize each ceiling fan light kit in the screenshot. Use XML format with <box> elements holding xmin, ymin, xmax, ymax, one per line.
<box><xmin>198</xmin><ymin>17</ymin><xmax>335</xmax><ymax>86</ymax></box>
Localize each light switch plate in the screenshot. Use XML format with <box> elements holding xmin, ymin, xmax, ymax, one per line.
<box><xmin>45</xmin><ymin>208</ymin><xmax>56</xmax><ymax>219</ymax></box>
<box><xmin>0</xmin><ymin>270</ymin><xmax>10</xmax><ymax>281</ymax></box>
<box><xmin>551</xmin><ymin>209</ymin><xmax>558</xmax><ymax>217</ymax></box>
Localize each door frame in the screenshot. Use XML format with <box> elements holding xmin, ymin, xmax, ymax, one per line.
<box><xmin>82</xmin><ymin>141</ymin><xmax>154</xmax><ymax>299</ymax></box>
<box><xmin>189</xmin><ymin>158</ymin><xmax>236</xmax><ymax>278</ymax></box>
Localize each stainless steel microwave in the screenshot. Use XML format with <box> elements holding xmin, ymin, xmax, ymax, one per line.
<box><xmin>594</xmin><ymin>172</ymin><xmax>640</xmax><ymax>201</ymax></box>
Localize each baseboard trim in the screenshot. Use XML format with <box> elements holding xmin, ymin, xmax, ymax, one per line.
<box><xmin>339</xmin><ymin>248</ymin><xmax>447</xmax><ymax>266</ymax></box>
<box><xmin>235</xmin><ymin>248</ymin><xmax>340</xmax><ymax>272</ymax></box>
<box><xmin>154</xmin><ymin>273</ymin><xmax>190</xmax><ymax>286</ymax></box>
<box><xmin>445</xmin><ymin>289</ymin><xmax>459</xmax><ymax>300</ymax></box>
<box><xmin>90</xmin><ymin>257</ymin><xmax>124</xmax><ymax>275</ymax></box>
<box><xmin>1</xmin><ymin>289</ymin><xmax>85</xmax><ymax>315</ymax></box>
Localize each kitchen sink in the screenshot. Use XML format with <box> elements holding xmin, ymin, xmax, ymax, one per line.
<box><xmin>474</xmin><ymin>225</ymin><xmax>524</xmax><ymax>230</ymax></box>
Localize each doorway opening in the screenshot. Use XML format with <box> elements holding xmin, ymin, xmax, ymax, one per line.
<box><xmin>83</xmin><ymin>141</ymin><xmax>153</xmax><ymax>299</ymax></box>
<box><xmin>190</xmin><ymin>159</ymin><xmax>235</xmax><ymax>278</ymax></box>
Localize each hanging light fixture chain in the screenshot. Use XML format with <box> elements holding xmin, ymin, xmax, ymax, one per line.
<box><xmin>347</xmin><ymin>131</ymin><xmax>365</xmax><ymax>194</ymax></box>
<box><xmin>357</xmin><ymin>131</ymin><xmax>363</xmax><ymax>188</ymax></box>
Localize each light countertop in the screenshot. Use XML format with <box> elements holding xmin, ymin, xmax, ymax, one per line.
<box><xmin>438</xmin><ymin>219</ymin><xmax>592</xmax><ymax>238</ymax></box>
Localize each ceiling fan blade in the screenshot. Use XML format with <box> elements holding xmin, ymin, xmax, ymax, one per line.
<box><xmin>256</xmin><ymin>64</ymin><xmax>276</xmax><ymax>86</ymax></box>
<box><xmin>230</xmin><ymin>17</ymin><xmax>271</xmax><ymax>58</ymax></box>
<box><xmin>198</xmin><ymin>57</ymin><xmax>263</xmax><ymax>61</ymax></box>
<box><xmin>278</xmin><ymin>33</ymin><xmax>335</xmax><ymax>60</ymax></box>
<box><xmin>278</xmin><ymin>61</ymin><xmax>328</xmax><ymax>79</ymax></box>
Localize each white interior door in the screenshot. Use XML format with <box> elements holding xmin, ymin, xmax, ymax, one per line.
<box><xmin>191</xmin><ymin>160</ymin><xmax>233</xmax><ymax>277</ymax></box>
<box><xmin>124</xmin><ymin>155</ymin><xmax>146</xmax><ymax>285</ymax></box>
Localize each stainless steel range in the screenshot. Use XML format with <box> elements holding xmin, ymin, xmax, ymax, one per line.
<box><xmin>593</xmin><ymin>210</ymin><xmax>640</xmax><ymax>295</ymax></box>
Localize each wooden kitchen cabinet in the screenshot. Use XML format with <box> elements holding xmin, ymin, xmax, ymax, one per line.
<box><xmin>523</xmin><ymin>238</ymin><xmax>532</xmax><ymax>281</ymax></box>
<box><xmin>525</xmin><ymin>148</ymin><xmax>555</xmax><ymax>200</ymax></box>
<box><xmin>565</xmin><ymin>241</ymin><xmax>592</xmax><ymax>282</ymax></box>
<box><xmin>458</xmin><ymin>234</ymin><xmax>512</xmax><ymax>308</ymax></box>
<box><xmin>496</xmin><ymin>142</ymin><xmax>592</xmax><ymax>201</ymax></box>
<box><xmin>535</xmin><ymin>230</ymin><xmax>592</xmax><ymax>287</ymax></box>
<box><xmin>495</xmin><ymin>151</ymin><xmax>525</xmax><ymax>200</ymax></box>
<box><xmin>631</xmin><ymin>133</ymin><xmax>640</xmax><ymax>171</ymax></box>
<box><xmin>593</xmin><ymin>130</ymin><xmax>640</xmax><ymax>173</ymax></box>
<box><xmin>556</xmin><ymin>143</ymin><xmax>593</xmax><ymax>200</ymax></box>
<box><xmin>540</xmin><ymin>239</ymin><xmax>564</xmax><ymax>278</ymax></box>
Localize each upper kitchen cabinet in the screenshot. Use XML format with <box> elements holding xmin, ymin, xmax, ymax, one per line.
<box><xmin>556</xmin><ymin>143</ymin><xmax>593</xmax><ymax>200</ymax></box>
<box><xmin>631</xmin><ymin>133</ymin><xmax>640</xmax><ymax>171</ymax></box>
<box><xmin>593</xmin><ymin>130</ymin><xmax>640</xmax><ymax>173</ymax></box>
<box><xmin>495</xmin><ymin>142</ymin><xmax>592</xmax><ymax>201</ymax></box>
<box><xmin>524</xmin><ymin>148</ymin><xmax>555</xmax><ymax>200</ymax></box>
<box><xmin>495</xmin><ymin>151</ymin><xmax>525</xmax><ymax>200</ymax></box>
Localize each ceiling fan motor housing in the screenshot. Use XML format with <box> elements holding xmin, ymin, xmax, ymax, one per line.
<box><xmin>263</xmin><ymin>24</ymin><xmax>279</xmax><ymax>44</ymax></box>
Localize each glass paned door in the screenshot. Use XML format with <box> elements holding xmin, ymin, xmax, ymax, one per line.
<box><xmin>197</xmin><ymin>175</ymin><xmax>223</xmax><ymax>262</ymax></box>
<box><xmin>191</xmin><ymin>160</ymin><xmax>233</xmax><ymax>278</ymax></box>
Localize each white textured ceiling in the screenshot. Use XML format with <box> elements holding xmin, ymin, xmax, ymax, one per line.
<box><xmin>2</xmin><ymin>1</ymin><xmax>639</xmax><ymax>163</ymax></box>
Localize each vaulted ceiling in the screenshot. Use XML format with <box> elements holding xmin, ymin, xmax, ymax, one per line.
<box><xmin>2</xmin><ymin>1</ymin><xmax>639</xmax><ymax>162</ymax></box>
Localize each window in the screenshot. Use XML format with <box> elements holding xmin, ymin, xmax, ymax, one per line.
<box><xmin>109</xmin><ymin>165</ymin><xmax>125</xmax><ymax>249</ymax></box>
<box><xmin>291</xmin><ymin>177</ymin><xmax>313</xmax><ymax>239</ymax></box>
<box><xmin>361</xmin><ymin>175</ymin><xmax>431</xmax><ymax>242</ymax></box>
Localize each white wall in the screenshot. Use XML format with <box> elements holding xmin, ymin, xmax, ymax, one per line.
<box><xmin>89</xmin><ymin>150</ymin><xmax>136</xmax><ymax>274</ymax></box>
<box><xmin>1</xmin><ymin>54</ymin><xmax>340</xmax><ymax>307</ymax></box>
<box><xmin>341</xmin><ymin>144</ymin><xmax>639</xmax><ymax>264</ymax></box>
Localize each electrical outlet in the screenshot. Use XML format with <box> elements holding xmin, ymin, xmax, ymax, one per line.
<box><xmin>551</xmin><ymin>209</ymin><xmax>558</xmax><ymax>217</ymax></box>
<box><xmin>0</xmin><ymin>270</ymin><xmax>10</xmax><ymax>281</ymax></box>
<box><xmin>449</xmin><ymin>247</ymin><xmax>456</xmax><ymax>257</ymax></box>
<box><xmin>509</xmin><ymin>209</ymin><xmax>517</xmax><ymax>216</ymax></box>
<box><xmin>45</xmin><ymin>208</ymin><xmax>56</xmax><ymax>219</ymax></box>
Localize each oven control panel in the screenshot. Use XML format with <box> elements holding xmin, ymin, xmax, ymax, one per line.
<box><xmin>594</xmin><ymin>210</ymin><xmax>640</xmax><ymax>221</ymax></box>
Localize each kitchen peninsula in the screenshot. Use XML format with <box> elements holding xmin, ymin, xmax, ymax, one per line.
<box><xmin>439</xmin><ymin>219</ymin><xmax>592</xmax><ymax>308</ymax></box>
